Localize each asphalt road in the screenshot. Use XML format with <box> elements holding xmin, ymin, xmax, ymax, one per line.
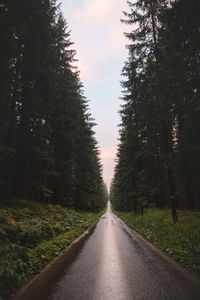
<box><xmin>44</xmin><ymin>203</ymin><xmax>200</xmax><ymax>300</ymax></box>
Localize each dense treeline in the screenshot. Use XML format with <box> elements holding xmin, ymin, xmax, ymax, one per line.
<box><xmin>0</xmin><ymin>0</ymin><xmax>107</xmax><ymax>211</ymax></box>
<box><xmin>111</xmin><ymin>0</ymin><xmax>200</xmax><ymax>221</ymax></box>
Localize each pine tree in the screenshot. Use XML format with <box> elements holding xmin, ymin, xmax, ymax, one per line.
<box><xmin>112</xmin><ymin>0</ymin><xmax>200</xmax><ymax>218</ymax></box>
<box><xmin>159</xmin><ymin>0</ymin><xmax>200</xmax><ymax>209</ymax></box>
<box><xmin>0</xmin><ymin>0</ymin><xmax>106</xmax><ymax>212</ymax></box>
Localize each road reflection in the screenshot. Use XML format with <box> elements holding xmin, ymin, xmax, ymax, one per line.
<box><xmin>44</xmin><ymin>201</ymin><xmax>200</xmax><ymax>300</ymax></box>
<box><xmin>96</xmin><ymin>203</ymin><xmax>131</xmax><ymax>299</ymax></box>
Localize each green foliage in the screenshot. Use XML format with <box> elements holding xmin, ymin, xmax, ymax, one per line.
<box><xmin>0</xmin><ymin>199</ymin><xmax>104</xmax><ymax>299</ymax></box>
<box><xmin>0</xmin><ymin>0</ymin><xmax>106</xmax><ymax>212</ymax></box>
<box><xmin>115</xmin><ymin>209</ymin><xmax>200</xmax><ymax>277</ymax></box>
<box><xmin>112</xmin><ymin>0</ymin><xmax>200</xmax><ymax>218</ymax></box>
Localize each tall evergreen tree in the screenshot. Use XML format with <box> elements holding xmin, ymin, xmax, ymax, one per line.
<box><xmin>0</xmin><ymin>0</ymin><xmax>106</xmax><ymax>212</ymax></box>
<box><xmin>112</xmin><ymin>0</ymin><xmax>200</xmax><ymax>219</ymax></box>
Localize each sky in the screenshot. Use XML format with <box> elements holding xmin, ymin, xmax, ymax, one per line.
<box><xmin>61</xmin><ymin>0</ymin><xmax>129</xmax><ymax>188</ymax></box>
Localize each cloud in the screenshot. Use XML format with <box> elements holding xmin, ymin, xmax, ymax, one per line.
<box><xmin>74</xmin><ymin>0</ymin><xmax>124</xmax><ymax>22</ymax></box>
<box><xmin>71</xmin><ymin>0</ymin><xmax>128</xmax><ymax>84</ymax></box>
<box><xmin>100</xmin><ymin>146</ymin><xmax>117</xmax><ymax>187</ymax></box>
<box><xmin>62</xmin><ymin>1</ymin><xmax>129</xmax><ymax>187</ymax></box>
<box><xmin>101</xmin><ymin>146</ymin><xmax>116</xmax><ymax>160</ymax></box>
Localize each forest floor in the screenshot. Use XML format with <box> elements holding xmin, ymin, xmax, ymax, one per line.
<box><xmin>0</xmin><ymin>199</ymin><xmax>104</xmax><ymax>299</ymax></box>
<box><xmin>114</xmin><ymin>209</ymin><xmax>200</xmax><ymax>278</ymax></box>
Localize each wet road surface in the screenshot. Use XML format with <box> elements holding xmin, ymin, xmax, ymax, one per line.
<box><xmin>45</xmin><ymin>203</ymin><xmax>200</xmax><ymax>300</ymax></box>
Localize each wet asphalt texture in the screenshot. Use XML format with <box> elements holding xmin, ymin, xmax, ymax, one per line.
<box><xmin>44</xmin><ymin>203</ymin><xmax>200</xmax><ymax>300</ymax></box>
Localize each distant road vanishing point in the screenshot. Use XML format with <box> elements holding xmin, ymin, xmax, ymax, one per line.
<box><xmin>14</xmin><ymin>202</ymin><xmax>200</xmax><ymax>300</ymax></box>
<box><xmin>42</xmin><ymin>202</ymin><xmax>200</xmax><ymax>300</ymax></box>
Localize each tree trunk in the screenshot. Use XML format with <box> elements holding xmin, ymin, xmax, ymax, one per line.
<box><xmin>162</xmin><ymin>119</ymin><xmax>178</xmax><ymax>222</ymax></box>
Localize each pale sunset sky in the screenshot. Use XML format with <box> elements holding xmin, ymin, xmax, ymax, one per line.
<box><xmin>62</xmin><ymin>0</ymin><xmax>129</xmax><ymax>188</ymax></box>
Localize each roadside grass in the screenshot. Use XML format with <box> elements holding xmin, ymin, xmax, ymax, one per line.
<box><xmin>0</xmin><ymin>199</ymin><xmax>104</xmax><ymax>299</ymax></box>
<box><xmin>114</xmin><ymin>209</ymin><xmax>200</xmax><ymax>277</ymax></box>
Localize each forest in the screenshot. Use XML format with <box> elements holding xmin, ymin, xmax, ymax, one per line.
<box><xmin>0</xmin><ymin>0</ymin><xmax>200</xmax><ymax>298</ymax></box>
<box><xmin>0</xmin><ymin>1</ymin><xmax>107</xmax><ymax>296</ymax></box>
<box><xmin>0</xmin><ymin>0</ymin><xmax>107</xmax><ymax>212</ymax></box>
<box><xmin>110</xmin><ymin>0</ymin><xmax>200</xmax><ymax>222</ymax></box>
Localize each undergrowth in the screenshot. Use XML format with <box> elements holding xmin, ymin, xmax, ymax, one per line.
<box><xmin>114</xmin><ymin>209</ymin><xmax>200</xmax><ymax>278</ymax></box>
<box><xmin>0</xmin><ymin>199</ymin><xmax>104</xmax><ymax>299</ymax></box>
